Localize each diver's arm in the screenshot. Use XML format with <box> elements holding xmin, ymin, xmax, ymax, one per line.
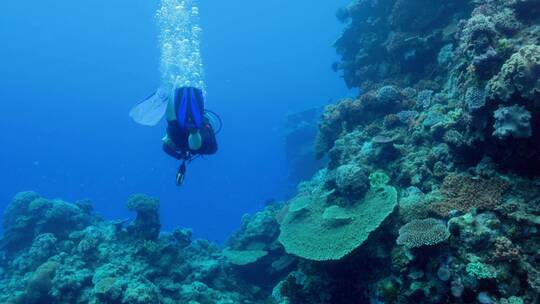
<box><xmin>162</xmin><ymin>143</ymin><xmax>185</xmax><ymax>160</ymax></box>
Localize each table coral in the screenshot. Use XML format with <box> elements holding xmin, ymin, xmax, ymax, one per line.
<box><xmin>278</xmin><ymin>184</ymin><xmax>397</xmax><ymax>261</ymax></box>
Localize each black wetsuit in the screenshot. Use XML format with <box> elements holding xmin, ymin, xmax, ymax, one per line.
<box><xmin>163</xmin><ymin>118</ymin><xmax>218</xmax><ymax>160</ymax></box>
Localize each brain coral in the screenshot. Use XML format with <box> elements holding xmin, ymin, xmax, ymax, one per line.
<box><xmin>487</xmin><ymin>44</ymin><xmax>540</xmax><ymax>101</ymax></box>
<box><xmin>396</xmin><ymin>218</ymin><xmax>450</xmax><ymax>249</ymax></box>
<box><xmin>278</xmin><ymin>185</ymin><xmax>397</xmax><ymax>261</ymax></box>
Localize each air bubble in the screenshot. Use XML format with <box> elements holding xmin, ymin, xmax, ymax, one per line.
<box><xmin>157</xmin><ymin>0</ymin><xmax>205</xmax><ymax>95</ymax></box>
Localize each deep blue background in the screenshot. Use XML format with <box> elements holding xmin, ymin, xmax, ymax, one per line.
<box><xmin>0</xmin><ymin>0</ymin><xmax>350</xmax><ymax>242</ymax></box>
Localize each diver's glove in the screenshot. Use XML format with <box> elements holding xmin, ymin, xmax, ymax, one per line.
<box><xmin>176</xmin><ymin>160</ymin><xmax>187</xmax><ymax>186</ymax></box>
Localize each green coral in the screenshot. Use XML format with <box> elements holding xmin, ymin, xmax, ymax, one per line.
<box><xmin>278</xmin><ymin>184</ymin><xmax>397</xmax><ymax>261</ymax></box>
<box><xmin>500</xmin><ymin>296</ymin><xmax>524</xmax><ymax>304</ymax></box>
<box><xmin>466</xmin><ymin>257</ymin><xmax>497</xmax><ymax>279</ymax></box>
<box><xmin>369</xmin><ymin>171</ymin><xmax>390</xmax><ymax>189</ymax></box>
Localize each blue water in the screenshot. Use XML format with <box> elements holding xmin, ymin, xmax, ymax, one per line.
<box><xmin>0</xmin><ymin>0</ymin><xmax>350</xmax><ymax>242</ymax></box>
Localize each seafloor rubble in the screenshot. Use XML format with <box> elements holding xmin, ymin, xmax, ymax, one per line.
<box><xmin>2</xmin><ymin>0</ymin><xmax>540</xmax><ymax>303</ymax></box>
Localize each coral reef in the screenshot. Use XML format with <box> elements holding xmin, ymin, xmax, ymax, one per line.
<box><xmin>0</xmin><ymin>193</ymin><xmax>276</xmax><ymax>303</ymax></box>
<box><xmin>2</xmin><ymin>0</ymin><xmax>540</xmax><ymax>303</ymax></box>
<box><xmin>271</xmin><ymin>0</ymin><xmax>540</xmax><ymax>302</ymax></box>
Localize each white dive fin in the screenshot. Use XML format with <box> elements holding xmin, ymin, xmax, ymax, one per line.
<box><xmin>129</xmin><ymin>86</ymin><xmax>170</xmax><ymax>126</ymax></box>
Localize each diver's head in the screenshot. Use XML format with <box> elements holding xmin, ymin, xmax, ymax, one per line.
<box><xmin>188</xmin><ymin>129</ymin><xmax>202</xmax><ymax>151</ymax></box>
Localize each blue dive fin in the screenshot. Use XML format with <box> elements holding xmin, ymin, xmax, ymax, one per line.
<box><xmin>129</xmin><ymin>86</ymin><xmax>170</xmax><ymax>126</ymax></box>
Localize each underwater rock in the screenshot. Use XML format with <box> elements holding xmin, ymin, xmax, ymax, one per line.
<box><xmin>291</xmin><ymin>0</ymin><xmax>540</xmax><ymax>301</ymax></box>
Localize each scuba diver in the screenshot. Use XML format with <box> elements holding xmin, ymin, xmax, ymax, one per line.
<box><xmin>130</xmin><ymin>86</ymin><xmax>221</xmax><ymax>186</ymax></box>
<box><xmin>163</xmin><ymin>86</ymin><xmax>218</xmax><ymax>185</ymax></box>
